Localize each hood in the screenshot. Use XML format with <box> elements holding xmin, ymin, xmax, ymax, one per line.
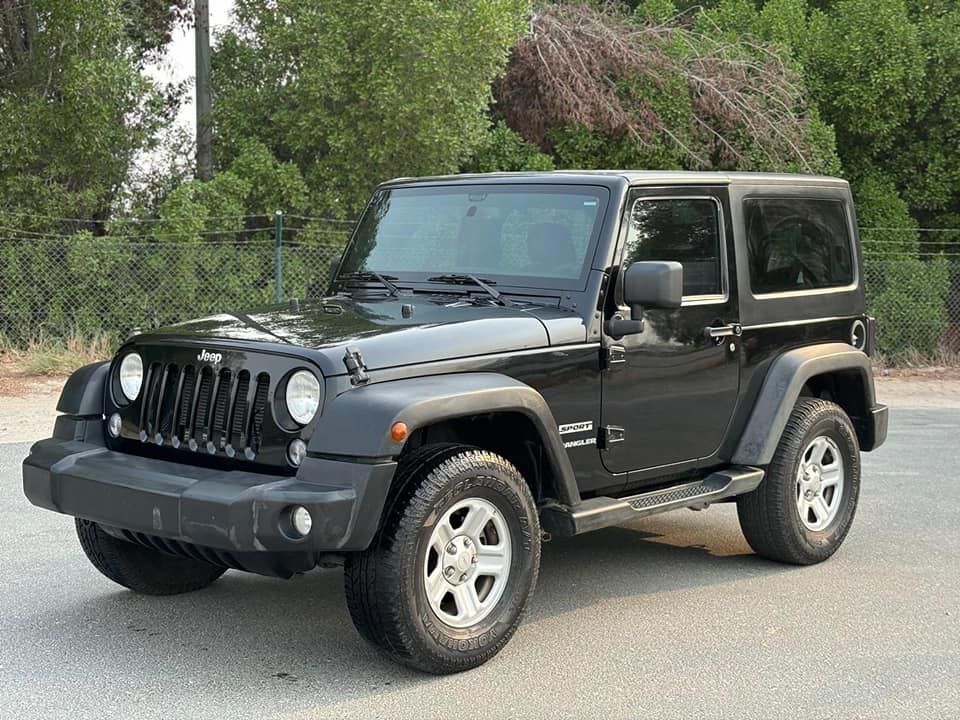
<box><xmin>137</xmin><ymin>294</ymin><xmax>587</xmax><ymax>376</ymax></box>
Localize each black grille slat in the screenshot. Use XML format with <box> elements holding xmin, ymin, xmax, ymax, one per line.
<box><xmin>157</xmin><ymin>365</ymin><xmax>179</xmax><ymax>439</ymax></box>
<box><xmin>230</xmin><ymin>370</ymin><xmax>251</xmax><ymax>448</ymax></box>
<box><xmin>137</xmin><ymin>363</ymin><xmax>152</xmax><ymax>432</ymax></box>
<box><xmin>194</xmin><ymin>367</ymin><xmax>214</xmax><ymax>442</ymax></box>
<box><xmin>176</xmin><ymin>366</ymin><xmax>196</xmax><ymax>440</ymax></box>
<box><xmin>141</xmin><ymin>363</ymin><xmax>163</xmax><ymax>436</ymax></box>
<box><xmin>211</xmin><ymin>368</ymin><xmax>232</xmax><ymax>448</ymax></box>
<box><xmin>248</xmin><ymin>373</ymin><xmax>270</xmax><ymax>452</ymax></box>
<box><xmin>151</xmin><ymin>366</ymin><xmax>169</xmax><ymax>438</ymax></box>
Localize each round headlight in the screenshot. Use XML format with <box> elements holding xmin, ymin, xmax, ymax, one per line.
<box><xmin>285</xmin><ymin>370</ymin><xmax>321</xmax><ymax>425</ymax></box>
<box><xmin>119</xmin><ymin>353</ymin><xmax>143</xmax><ymax>400</ymax></box>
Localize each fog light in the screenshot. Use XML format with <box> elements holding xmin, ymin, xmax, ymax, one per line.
<box><xmin>107</xmin><ymin>413</ymin><xmax>122</xmax><ymax>438</ymax></box>
<box><xmin>291</xmin><ymin>506</ymin><xmax>312</xmax><ymax>537</ymax></box>
<box><xmin>287</xmin><ymin>438</ymin><xmax>307</xmax><ymax>467</ymax></box>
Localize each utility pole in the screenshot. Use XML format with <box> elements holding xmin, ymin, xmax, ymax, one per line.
<box><xmin>195</xmin><ymin>0</ymin><xmax>213</xmax><ymax>181</ymax></box>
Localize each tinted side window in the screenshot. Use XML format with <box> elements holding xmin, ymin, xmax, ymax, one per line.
<box><xmin>745</xmin><ymin>198</ymin><xmax>854</xmax><ymax>294</ymax></box>
<box><xmin>625</xmin><ymin>198</ymin><xmax>723</xmax><ymax>297</ymax></box>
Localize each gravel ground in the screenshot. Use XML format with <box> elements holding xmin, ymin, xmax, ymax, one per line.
<box><xmin>1</xmin><ymin>402</ymin><xmax>958</xmax><ymax>719</ymax></box>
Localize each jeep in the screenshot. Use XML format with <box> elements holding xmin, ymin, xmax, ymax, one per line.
<box><xmin>22</xmin><ymin>171</ymin><xmax>888</xmax><ymax>674</ymax></box>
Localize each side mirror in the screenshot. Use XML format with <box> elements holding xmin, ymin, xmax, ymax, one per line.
<box><xmin>607</xmin><ymin>261</ymin><xmax>683</xmax><ymax>339</ymax></box>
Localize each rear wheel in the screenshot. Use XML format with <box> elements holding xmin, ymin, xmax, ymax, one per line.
<box><xmin>344</xmin><ymin>444</ymin><xmax>540</xmax><ymax>674</ymax></box>
<box><xmin>76</xmin><ymin>519</ymin><xmax>226</xmax><ymax>595</ymax></box>
<box><xmin>737</xmin><ymin>398</ymin><xmax>861</xmax><ymax>565</ymax></box>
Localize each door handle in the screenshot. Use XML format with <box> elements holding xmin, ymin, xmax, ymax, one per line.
<box><xmin>703</xmin><ymin>323</ymin><xmax>742</xmax><ymax>340</ymax></box>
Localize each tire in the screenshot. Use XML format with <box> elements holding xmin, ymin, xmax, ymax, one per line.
<box><xmin>344</xmin><ymin>444</ymin><xmax>541</xmax><ymax>674</ymax></box>
<box><xmin>736</xmin><ymin>398</ymin><xmax>861</xmax><ymax>565</ymax></box>
<box><xmin>76</xmin><ymin>519</ymin><xmax>227</xmax><ymax>595</ymax></box>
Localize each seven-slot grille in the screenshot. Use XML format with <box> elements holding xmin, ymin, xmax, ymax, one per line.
<box><xmin>138</xmin><ymin>361</ymin><xmax>270</xmax><ymax>459</ymax></box>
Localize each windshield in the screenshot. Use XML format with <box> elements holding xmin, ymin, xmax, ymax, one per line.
<box><xmin>339</xmin><ymin>184</ymin><xmax>610</xmax><ymax>291</ymax></box>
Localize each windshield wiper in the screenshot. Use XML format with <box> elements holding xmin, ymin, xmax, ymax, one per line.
<box><xmin>426</xmin><ymin>273</ymin><xmax>518</xmax><ymax>307</ymax></box>
<box><xmin>339</xmin><ymin>271</ymin><xmax>401</xmax><ymax>296</ymax></box>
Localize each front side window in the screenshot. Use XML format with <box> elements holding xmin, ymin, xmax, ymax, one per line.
<box><xmin>745</xmin><ymin>198</ymin><xmax>854</xmax><ymax>295</ymax></box>
<box><xmin>339</xmin><ymin>184</ymin><xmax>609</xmax><ymax>290</ymax></box>
<box><xmin>624</xmin><ymin>197</ymin><xmax>724</xmax><ymax>297</ymax></box>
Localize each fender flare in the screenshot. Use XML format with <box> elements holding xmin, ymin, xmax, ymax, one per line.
<box><xmin>57</xmin><ymin>361</ymin><xmax>110</xmax><ymax>416</ymax></box>
<box><xmin>41</xmin><ymin>361</ymin><xmax>111</xmax><ymax>445</ymax></box>
<box><xmin>308</xmin><ymin>372</ymin><xmax>581</xmax><ymax>506</ymax></box>
<box><xmin>732</xmin><ymin>343</ymin><xmax>875</xmax><ymax>466</ymax></box>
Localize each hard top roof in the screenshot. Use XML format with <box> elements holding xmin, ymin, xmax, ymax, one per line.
<box><xmin>380</xmin><ymin>170</ymin><xmax>849</xmax><ymax>189</ymax></box>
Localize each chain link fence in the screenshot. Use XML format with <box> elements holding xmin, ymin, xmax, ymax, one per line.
<box><xmin>861</xmin><ymin>228</ymin><xmax>960</xmax><ymax>363</ymax></box>
<box><xmin>0</xmin><ymin>221</ymin><xmax>958</xmax><ymax>364</ymax></box>
<box><xmin>0</xmin><ymin>215</ymin><xmax>348</xmax><ymax>347</ymax></box>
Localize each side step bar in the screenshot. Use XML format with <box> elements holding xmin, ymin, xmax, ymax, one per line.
<box><xmin>540</xmin><ymin>466</ymin><xmax>764</xmax><ymax>537</ymax></box>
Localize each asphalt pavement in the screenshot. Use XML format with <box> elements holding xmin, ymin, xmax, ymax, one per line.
<box><xmin>1</xmin><ymin>406</ymin><xmax>957</xmax><ymax>719</ymax></box>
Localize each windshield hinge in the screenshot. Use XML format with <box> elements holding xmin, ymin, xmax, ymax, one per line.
<box><xmin>600</xmin><ymin>345</ymin><xmax>626</xmax><ymax>370</ymax></box>
<box><xmin>343</xmin><ymin>345</ymin><xmax>369</xmax><ymax>386</ymax></box>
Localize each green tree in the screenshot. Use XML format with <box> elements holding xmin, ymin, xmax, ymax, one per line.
<box><xmin>119</xmin><ymin>0</ymin><xmax>191</xmax><ymax>64</ymax></box>
<box><xmin>0</xmin><ymin>0</ymin><xmax>171</xmax><ymax>235</ymax></box>
<box><xmin>463</xmin><ymin>121</ymin><xmax>555</xmax><ymax>173</ymax></box>
<box><xmin>803</xmin><ymin>0</ymin><xmax>923</xmax><ymax>166</ymax></box>
<box><xmin>880</xmin><ymin>1</ymin><xmax>960</xmax><ymax>228</ymax></box>
<box><xmin>212</xmin><ymin>0</ymin><xmax>529</xmax><ymax>219</ymax></box>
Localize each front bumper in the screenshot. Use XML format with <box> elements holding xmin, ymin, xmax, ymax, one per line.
<box><xmin>23</xmin><ymin>436</ymin><xmax>395</xmax><ymax>576</ymax></box>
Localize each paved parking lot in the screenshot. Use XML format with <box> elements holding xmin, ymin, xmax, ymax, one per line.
<box><xmin>2</xmin><ymin>404</ymin><xmax>958</xmax><ymax>720</ymax></box>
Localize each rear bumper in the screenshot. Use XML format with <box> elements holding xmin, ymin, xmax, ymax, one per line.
<box><xmin>23</xmin><ymin>435</ymin><xmax>395</xmax><ymax>573</ymax></box>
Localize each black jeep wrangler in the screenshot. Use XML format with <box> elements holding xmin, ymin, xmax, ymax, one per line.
<box><xmin>23</xmin><ymin>171</ymin><xmax>888</xmax><ymax>674</ymax></box>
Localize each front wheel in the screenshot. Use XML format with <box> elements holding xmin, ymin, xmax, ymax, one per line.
<box><xmin>344</xmin><ymin>444</ymin><xmax>541</xmax><ymax>674</ymax></box>
<box><xmin>737</xmin><ymin>398</ymin><xmax>861</xmax><ymax>565</ymax></box>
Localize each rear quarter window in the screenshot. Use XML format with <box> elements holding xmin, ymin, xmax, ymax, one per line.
<box><xmin>745</xmin><ymin>198</ymin><xmax>854</xmax><ymax>295</ymax></box>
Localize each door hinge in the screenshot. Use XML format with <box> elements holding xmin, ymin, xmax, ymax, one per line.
<box><xmin>600</xmin><ymin>425</ymin><xmax>625</xmax><ymax>448</ymax></box>
<box><xmin>343</xmin><ymin>345</ymin><xmax>369</xmax><ymax>385</ymax></box>
<box><xmin>600</xmin><ymin>345</ymin><xmax>626</xmax><ymax>370</ymax></box>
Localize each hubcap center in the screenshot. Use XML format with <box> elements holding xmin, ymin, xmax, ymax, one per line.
<box><xmin>443</xmin><ymin>535</ymin><xmax>477</xmax><ymax>585</ymax></box>
<box><xmin>802</xmin><ymin>465</ymin><xmax>823</xmax><ymax>496</ymax></box>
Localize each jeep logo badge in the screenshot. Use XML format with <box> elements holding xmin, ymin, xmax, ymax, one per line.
<box><xmin>197</xmin><ymin>349</ymin><xmax>223</xmax><ymax>365</ymax></box>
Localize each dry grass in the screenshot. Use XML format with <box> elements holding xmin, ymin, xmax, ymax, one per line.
<box><xmin>0</xmin><ymin>332</ymin><xmax>114</xmax><ymax>380</ymax></box>
<box><xmin>874</xmin><ymin>348</ymin><xmax>960</xmax><ymax>377</ymax></box>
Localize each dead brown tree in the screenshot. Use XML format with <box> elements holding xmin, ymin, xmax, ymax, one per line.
<box><xmin>496</xmin><ymin>4</ymin><xmax>819</xmax><ymax>171</ymax></box>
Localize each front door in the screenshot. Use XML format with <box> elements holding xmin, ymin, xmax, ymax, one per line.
<box><xmin>600</xmin><ymin>186</ymin><xmax>741</xmax><ymax>478</ymax></box>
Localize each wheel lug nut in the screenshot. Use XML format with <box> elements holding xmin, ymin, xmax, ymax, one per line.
<box><xmin>446</xmin><ymin>544</ymin><xmax>456</xmax><ymax>555</ymax></box>
<box><xmin>460</xmin><ymin>573</ymin><xmax>467</xmax><ymax>582</ymax></box>
<box><xmin>444</xmin><ymin>566</ymin><xmax>455</xmax><ymax>578</ymax></box>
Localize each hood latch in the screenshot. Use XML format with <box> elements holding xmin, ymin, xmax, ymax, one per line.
<box><xmin>343</xmin><ymin>345</ymin><xmax>370</xmax><ymax>386</ymax></box>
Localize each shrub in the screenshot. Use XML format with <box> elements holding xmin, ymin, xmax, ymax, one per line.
<box><xmin>865</xmin><ymin>256</ymin><xmax>950</xmax><ymax>361</ymax></box>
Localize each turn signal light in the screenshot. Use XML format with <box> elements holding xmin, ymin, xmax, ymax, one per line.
<box><xmin>390</xmin><ymin>422</ymin><xmax>409</xmax><ymax>442</ymax></box>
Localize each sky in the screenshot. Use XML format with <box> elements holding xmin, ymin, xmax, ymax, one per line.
<box><xmin>144</xmin><ymin>1</ymin><xmax>235</xmax><ymax>139</ymax></box>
